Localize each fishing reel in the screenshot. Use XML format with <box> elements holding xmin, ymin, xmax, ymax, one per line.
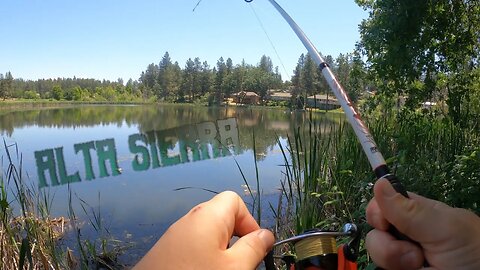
<box><xmin>266</xmin><ymin>223</ymin><xmax>360</xmax><ymax>270</ymax></box>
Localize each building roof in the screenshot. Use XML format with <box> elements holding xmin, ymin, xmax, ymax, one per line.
<box><xmin>232</xmin><ymin>91</ymin><xmax>259</xmax><ymax>97</ymax></box>
<box><xmin>307</xmin><ymin>94</ymin><xmax>338</xmax><ymax>101</ymax></box>
<box><xmin>269</xmin><ymin>92</ymin><xmax>292</xmax><ymax>98</ymax></box>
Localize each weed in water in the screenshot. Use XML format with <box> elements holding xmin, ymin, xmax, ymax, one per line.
<box><xmin>1</xmin><ymin>140</ymin><xmax>68</xmax><ymax>269</ymax></box>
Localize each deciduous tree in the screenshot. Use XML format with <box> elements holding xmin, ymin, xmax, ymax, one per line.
<box><xmin>356</xmin><ymin>0</ymin><xmax>480</xmax><ymax>123</ymax></box>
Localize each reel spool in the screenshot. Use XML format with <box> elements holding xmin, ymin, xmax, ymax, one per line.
<box><xmin>271</xmin><ymin>224</ymin><xmax>360</xmax><ymax>270</ymax></box>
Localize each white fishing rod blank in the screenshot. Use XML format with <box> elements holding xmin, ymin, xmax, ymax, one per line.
<box><xmin>253</xmin><ymin>1</ymin><xmax>430</xmax><ymax>267</ymax></box>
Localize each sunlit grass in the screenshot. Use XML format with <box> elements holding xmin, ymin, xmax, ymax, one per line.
<box><xmin>270</xmin><ymin>107</ymin><xmax>480</xmax><ymax>269</ymax></box>
<box><xmin>1</xmin><ymin>141</ymin><xmax>129</xmax><ymax>269</ymax></box>
<box><xmin>0</xmin><ymin>141</ymin><xmax>69</xmax><ymax>269</ymax></box>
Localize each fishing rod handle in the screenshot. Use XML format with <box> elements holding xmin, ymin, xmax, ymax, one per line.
<box><xmin>376</xmin><ymin>167</ymin><xmax>419</xmax><ymax>239</ymax></box>
<box><xmin>378</xmin><ymin>174</ymin><xmax>413</xmax><ymax>240</ymax></box>
<box><xmin>379</xmin><ymin>174</ymin><xmax>430</xmax><ymax>268</ymax></box>
<box><xmin>381</xmin><ymin>174</ymin><xmax>409</xmax><ymax>198</ymax></box>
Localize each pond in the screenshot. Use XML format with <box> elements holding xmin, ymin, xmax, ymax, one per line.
<box><xmin>0</xmin><ymin>104</ymin><xmax>342</xmax><ymax>265</ymax></box>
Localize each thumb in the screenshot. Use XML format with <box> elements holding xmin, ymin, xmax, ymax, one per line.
<box><xmin>374</xmin><ymin>178</ymin><xmax>445</xmax><ymax>242</ymax></box>
<box><xmin>227</xmin><ymin>229</ymin><xmax>275</xmax><ymax>269</ymax></box>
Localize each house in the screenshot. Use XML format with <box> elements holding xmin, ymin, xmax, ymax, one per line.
<box><xmin>306</xmin><ymin>94</ymin><xmax>340</xmax><ymax>110</ymax></box>
<box><xmin>231</xmin><ymin>91</ymin><xmax>260</xmax><ymax>105</ymax></box>
<box><xmin>268</xmin><ymin>92</ymin><xmax>292</xmax><ymax>102</ymax></box>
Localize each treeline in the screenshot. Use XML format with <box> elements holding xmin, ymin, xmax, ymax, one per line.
<box><xmin>290</xmin><ymin>52</ymin><xmax>366</xmax><ymax>102</ymax></box>
<box><xmin>0</xmin><ymin>1</ymin><xmax>477</xmax><ymax>121</ymax></box>
<box><xmin>0</xmin><ymin>51</ymin><xmax>367</xmax><ymax>106</ymax></box>
<box><xmin>0</xmin><ymin>76</ymin><xmax>143</xmax><ymax>103</ymax></box>
<box><xmin>138</xmin><ymin>52</ymin><xmax>283</xmax><ymax>104</ymax></box>
<box><xmin>138</xmin><ymin>51</ymin><xmax>368</xmax><ymax>105</ymax></box>
<box><xmin>0</xmin><ymin>72</ymin><xmax>14</xmax><ymax>101</ymax></box>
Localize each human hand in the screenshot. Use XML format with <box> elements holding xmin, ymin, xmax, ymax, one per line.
<box><xmin>133</xmin><ymin>191</ymin><xmax>275</xmax><ymax>270</ymax></box>
<box><xmin>366</xmin><ymin>179</ymin><xmax>480</xmax><ymax>270</ymax></box>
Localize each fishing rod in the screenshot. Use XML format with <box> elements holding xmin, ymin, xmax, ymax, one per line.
<box><xmin>240</xmin><ymin>0</ymin><xmax>423</xmax><ymax>269</ymax></box>
<box><xmin>259</xmin><ymin>0</ymin><xmax>406</xmax><ymax>193</ymax></box>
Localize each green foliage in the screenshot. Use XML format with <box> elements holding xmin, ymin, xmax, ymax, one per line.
<box><xmin>140</xmin><ymin>53</ymin><xmax>283</xmax><ymax>105</ymax></box>
<box><xmin>1</xmin><ymin>142</ymin><xmax>65</xmax><ymax>269</ymax></box>
<box><xmin>356</xmin><ymin>0</ymin><xmax>480</xmax><ymax>123</ymax></box>
<box><xmin>23</xmin><ymin>90</ymin><xmax>40</xmax><ymax>99</ymax></box>
<box><xmin>273</xmin><ymin>102</ymin><xmax>480</xmax><ymax>268</ymax></box>
<box><xmin>1</xmin><ymin>142</ymin><xmax>131</xmax><ymax>269</ymax></box>
<box><xmin>291</xmin><ymin>52</ymin><xmax>366</xmax><ymax>103</ymax></box>
<box><xmin>51</xmin><ymin>85</ymin><xmax>64</xmax><ymax>100</ymax></box>
<box><xmin>70</xmin><ymin>193</ymin><xmax>130</xmax><ymax>269</ymax></box>
<box><xmin>8</xmin><ymin>77</ymin><xmax>143</xmax><ymax>103</ymax></box>
<box><xmin>4</xmin><ymin>50</ymin><xmax>364</xmax><ymax>107</ymax></box>
<box><xmin>243</xmin><ymin>66</ymin><xmax>281</xmax><ymax>100</ymax></box>
<box><xmin>0</xmin><ymin>72</ymin><xmax>14</xmax><ymax>100</ymax></box>
<box><xmin>447</xmin><ymin>148</ymin><xmax>480</xmax><ymax>212</ymax></box>
<box><xmin>469</xmin><ymin>70</ymin><xmax>480</xmax><ymax>124</ymax></box>
<box><xmin>275</xmin><ymin>116</ymin><xmax>371</xmax><ymax>234</ymax></box>
<box><xmin>272</xmin><ymin>115</ymin><xmax>376</xmax><ymax>268</ymax></box>
<box><xmin>70</xmin><ymin>86</ymin><xmax>85</xmax><ymax>101</ymax></box>
<box><xmin>376</xmin><ymin>110</ymin><xmax>478</xmax><ymax>210</ymax></box>
<box><xmin>95</xmin><ymin>86</ymin><xmax>117</xmax><ymax>101</ymax></box>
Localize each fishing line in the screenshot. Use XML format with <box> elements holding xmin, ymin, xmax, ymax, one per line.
<box><xmin>192</xmin><ymin>0</ymin><xmax>203</xmax><ymax>12</ymax></box>
<box><xmin>248</xmin><ymin>3</ymin><xmax>290</xmax><ymax>79</ymax></box>
<box><xmin>295</xmin><ymin>235</ymin><xmax>336</xmax><ymax>261</ymax></box>
<box><xmin>192</xmin><ymin>0</ymin><xmax>289</xmax><ymax>78</ymax></box>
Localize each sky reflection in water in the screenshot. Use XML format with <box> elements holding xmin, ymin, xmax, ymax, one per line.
<box><xmin>0</xmin><ymin>104</ymin><xmax>340</xmax><ymax>264</ymax></box>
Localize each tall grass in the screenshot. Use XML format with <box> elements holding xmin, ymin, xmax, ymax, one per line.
<box><xmin>275</xmin><ymin>113</ymin><xmax>372</xmax><ymax>237</ymax></box>
<box><xmin>1</xmin><ymin>141</ymin><xmax>130</xmax><ymax>269</ymax></box>
<box><xmin>1</xmin><ymin>141</ymin><xmax>68</xmax><ymax>269</ymax></box>
<box><xmin>68</xmin><ymin>191</ymin><xmax>130</xmax><ymax>270</ymax></box>
<box><xmin>272</xmin><ymin>107</ymin><xmax>480</xmax><ymax>269</ymax></box>
<box><xmin>386</xmin><ymin>110</ymin><xmax>480</xmax><ymax>213</ymax></box>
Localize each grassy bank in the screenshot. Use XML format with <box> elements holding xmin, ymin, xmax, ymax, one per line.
<box><xmin>0</xmin><ymin>142</ymin><xmax>127</xmax><ymax>270</ymax></box>
<box><xmin>1</xmin><ymin>142</ymin><xmax>68</xmax><ymax>269</ymax></box>
<box><xmin>271</xmin><ymin>106</ymin><xmax>480</xmax><ymax>268</ymax></box>
<box><xmin>2</xmin><ymin>99</ymin><xmax>478</xmax><ymax>269</ymax></box>
<box><xmin>0</xmin><ymin>99</ymin><xmax>154</xmax><ymax>108</ymax></box>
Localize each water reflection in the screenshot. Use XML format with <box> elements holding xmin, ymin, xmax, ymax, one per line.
<box><xmin>0</xmin><ymin>104</ymin><xmax>342</xmax><ymax>265</ymax></box>
<box><xmin>34</xmin><ymin>118</ymin><xmax>240</xmax><ymax>189</ymax></box>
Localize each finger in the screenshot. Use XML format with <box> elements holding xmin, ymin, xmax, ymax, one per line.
<box><xmin>183</xmin><ymin>191</ymin><xmax>259</xmax><ymax>246</ymax></box>
<box><xmin>374</xmin><ymin>179</ymin><xmax>450</xmax><ymax>242</ymax></box>
<box><xmin>366</xmin><ymin>229</ymin><xmax>424</xmax><ymax>270</ymax></box>
<box><xmin>366</xmin><ymin>197</ymin><xmax>389</xmax><ymax>230</ymax></box>
<box><xmin>227</xmin><ymin>229</ymin><xmax>275</xmax><ymax>270</ymax></box>
<box><xmin>208</xmin><ymin>191</ymin><xmax>260</xmax><ymax>236</ymax></box>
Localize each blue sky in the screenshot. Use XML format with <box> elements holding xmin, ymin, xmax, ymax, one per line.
<box><xmin>0</xmin><ymin>0</ymin><xmax>367</xmax><ymax>82</ymax></box>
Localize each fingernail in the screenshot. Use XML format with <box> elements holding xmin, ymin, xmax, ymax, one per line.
<box><xmin>257</xmin><ymin>229</ymin><xmax>274</xmax><ymax>248</ymax></box>
<box><xmin>400</xmin><ymin>251</ymin><xmax>421</xmax><ymax>268</ymax></box>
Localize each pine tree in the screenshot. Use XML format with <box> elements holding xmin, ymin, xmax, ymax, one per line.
<box><xmin>214</xmin><ymin>57</ymin><xmax>227</xmax><ymax>104</ymax></box>
<box><xmin>0</xmin><ymin>72</ymin><xmax>14</xmax><ymax>100</ymax></box>
<box><xmin>0</xmin><ymin>73</ymin><xmax>5</xmax><ymax>100</ymax></box>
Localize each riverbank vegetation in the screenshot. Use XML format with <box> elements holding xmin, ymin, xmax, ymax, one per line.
<box><xmin>0</xmin><ymin>142</ymin><xmax>128</xmax><ymax>269</ymax></box>
<box><xmin>271</xmin><ymin>108</ymin><xmax>480</xmax><ymax>268</ymax></box>
<box><xmin>0</xmin><ymin>51</ymin><xmax>361</xmax><ymax>108</ymax></box>
<box><xmin>255</xmin><ymin>0</ymin><xmax>480</xmax><ymax>241</ymax></box>
<box><xmin>1</xmin><ymin>0</ymin><xmax>479</xmax><ymax>269</ymax></box>
<box><xmin>270</xmin><ymin>0</ymin><xmax>480</xmax><ymax>268</ymax></box>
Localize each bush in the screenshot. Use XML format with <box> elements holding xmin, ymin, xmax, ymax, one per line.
<box><xmin>23</xmin><ymin>90</ymin><xmax>40</xmax><ymax>99</ymax></box>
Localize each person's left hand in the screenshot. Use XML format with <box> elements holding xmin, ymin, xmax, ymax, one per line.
<box><xmin>134</xmin><ymin>191</ymin><xmax>275</xmax><ymax>270</ymax></box>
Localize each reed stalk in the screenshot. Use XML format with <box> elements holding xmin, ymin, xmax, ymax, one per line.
<box><xmin>1</xmin><ymin>141</ymin><xmax>67</xmax><ymax>269</ymax></box>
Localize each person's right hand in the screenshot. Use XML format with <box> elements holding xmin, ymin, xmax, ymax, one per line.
<box><xmin>365</xmin><ymin>179</ymin><xmax>480</xmax><ymax>270</ymax></box>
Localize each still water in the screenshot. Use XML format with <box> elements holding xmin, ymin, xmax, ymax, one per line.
<box><xmin>0</xmin><ymin>104</ymin><xmax>341</xmax><ymax>265</ymax></box>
